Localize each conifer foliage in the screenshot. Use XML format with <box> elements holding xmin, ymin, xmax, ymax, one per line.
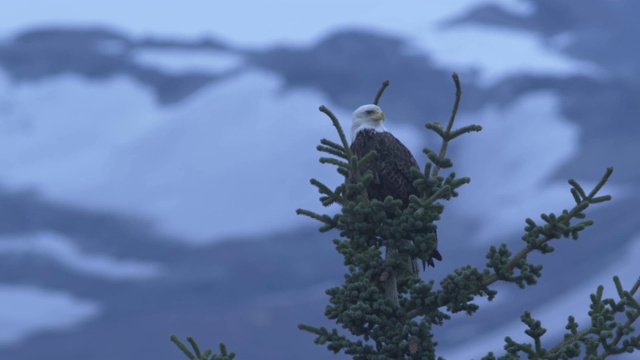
<box><xmin>172</xmin><ymin>74</ymin><xmax>639</xmax><ymax>359</ymax></box>
<box><xmin>295</xmin><ymin>74</ymin><xmax>639</xmax><ymax>359</ymax></box>
<box><xmin>171</xmin><ymin>335</ymin><xmax>235</xmax><ymax>360</ymax></box>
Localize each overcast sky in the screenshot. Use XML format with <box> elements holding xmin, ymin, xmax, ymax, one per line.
<box><xmin>0</xmin><ymin>0</ymin><xmax>531</xmax><ymax>46</ymax></box>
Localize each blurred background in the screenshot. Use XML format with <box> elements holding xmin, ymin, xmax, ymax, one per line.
<box><xmin>0</xmin><ymin>0</ymin><xmax>638</xmax><ymax>359</ymax></box>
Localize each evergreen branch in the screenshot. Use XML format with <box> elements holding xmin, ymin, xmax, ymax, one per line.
<box><xmin>310</xmin><ymin>178</ymin><xmax>333</xmax><ymax>195</ymax></box>
<box><xmin>448</xmin><ymin>124</ymin><xmax>483</xmax><ymax>141</ymax></box>
<box><xmin>319</xmin><ymin>105</ymin><xmax>353</xmax><ymax>160</ymax></box>
<box><xmin>630</xmin><ymin>278</ymin><xmax>640</xmax><ymax>295</ymax></box>
<box><xmin>548</xmin><ymin>312</ymin><xmax>635</xmax><ymax>358</ymax></box>
<box><xmin>317</xmin><ymin>144</ymin><xmax>347</xmax><ymax>159</ymax></box>
<box><xmin>425</xmin><ymin>122</ymin><xmax>445</xmax><ymax>138</ymax></box>
<box><xmin>298</xmin><ymin>323</ymin><xmax>323</xmax><ymax>336</ymax></box>
<box><xmin>596</xmin><ymin>279</ymin><xmax>640</xmax><ymax>358</ymax></box>
<box><xmin>309</xmin><ymin>178</ymin><xmax>339</xmax><ymax>204</ymax></box>
<box><xmin>424</xmin><ymin>147</ymin><xmax>453</xmax><ymax>170</ymax></box>
<box><xmin>171</xmin><ymin>336</ymin><xmax>236</xmax><ymax>360</ymax></box>
<box><xmin>568</xmin><ymin>178</ymin><xmax>587</xmax><ymax>199</ymax></box>
<box><xmin>295</xmin><ymin>208</ymin><xmax>324</xmax><ymax>222</ymax></box>
<box><xmin>588</xmin><ymin>167</ymin><xmax>613</xmax><ymax>198</ymax></box>
<box><xmin>296</xmin><ymin>209</ymin><xmax>338</xmax><ymax>232</ymax></box>
<box><xmin>483</xmin><ymin>168</ymin><xmax>613</xmax><ymax>288</ymax></box>
<box><xmin>319</xmin><ymin>157</ymin><xmax>350</xmax><ymax>169</ymax></box>
<box><xmin>484</xmin><ymin>277</ymin><xmax>640</xmax><ymax>359</ymax></box>
<box><xmin>171</xmin><ymin>335</ymin><xmax>196</xmax><ymax>359</ymax></box>
<box><xmin>356</xmin><ymin>150</ymin><xmax>377</xmax><ymax>170</ymax></box>
<box><xmin>570</xmin><ymin>188</ymin><xmax>582</xmax><ymax>204</ymax></box>
<box><xmin>320</xmin><ymin>138</ymin><xmax>346</xmax><ymax>153</ymax></box>
<box><xmin>215</xmin><ymin>343</ymin><xmax>236</xmax><ymax>359</ymax></box>
<box><xmin>405</xmin><ymin>167</ymin><xmax>614</xmax><ymax>320</ymax></box>
<box><xmin>426</xmin><ymin>72</ymin><xmax>481</xmax><ymax>178</ymax></box>
<box><xmin>337</xmin><ymin>167</ymin><xmax>349</xmax><ymax>177</ymax></box>
<box><xmin>591</xmin><ymin>195</ymin><xmax>612</xmax><ymax>204</ymax></box>
<box><xmin>444</xmin><ymin>173</ymin><xmax>471</xmax><ymax>198</ymax></box>
<box><xmin>347</xmin><ymin>156</ymin><xmax>370</xmax><ymax>203</ymax></box>
<box><xmin>316</xmin><ymin>105</ymin><xmax>367</xmax><ymax>203</ymax></box>
<box><xmin>311</xmin><ymin>178</ymin><xmax>343</xmax><ymax>207</ymax></box>
<box><xmin>432</xmin><ymin>72</ymin><xmax>462</xmax><ymax>178</ymax></box>
<box><xmin>373</xmin><ymin>80</ymin><xmax>390</xmax><ymax>105</ymax></box>
<box><xmin>188</xmin><ymin>337</ymin><xmax>202</xmax><ymax>358</ymax></box>
<box><xmin>423</xmin><ymin>185</ymin><xmax>451</xmax><ymax>207</ymax></box>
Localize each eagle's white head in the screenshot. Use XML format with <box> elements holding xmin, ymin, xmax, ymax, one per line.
<box><xmin>351</xmin><ymin>104</ymin><xmax>388</xmax><ymax>142</ymax></box>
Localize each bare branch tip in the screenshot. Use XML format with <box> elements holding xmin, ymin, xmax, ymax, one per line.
<box><xmin>452</xmin><ymin>72</ymin><xmax>461</xmax><ymax>93</ymax></box>
<box><xmin>601</xmin><ymin>167</ymin><xmax>614</xmax><ymax>183</ymax></box>
<box><xmin>373</xmin><ymin>80</ymin><xmax>391</xmax><ymax>105</ymax></box>
<box><xmin>319</xmin><ymin>105</ymin><xmax>338</xmax><ymax>120</ymax></box>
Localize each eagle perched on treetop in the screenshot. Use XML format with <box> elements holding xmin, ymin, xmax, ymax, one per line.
<box><xmin>349</xmin><ymin>104</ymin><xmax>442</xmax><ymax>276</ymax></box>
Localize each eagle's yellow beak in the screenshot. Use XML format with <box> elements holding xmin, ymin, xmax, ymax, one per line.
<box><xmin>372</xmin><ymin>111</ymin><xmax>385</xmax><ymax>121</ymax></box>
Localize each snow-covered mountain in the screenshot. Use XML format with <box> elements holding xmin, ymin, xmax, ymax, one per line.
<box><xmin>0</xmin><ymin>1</ymin><xmax>638</xmax><ymax>359</ymax></box>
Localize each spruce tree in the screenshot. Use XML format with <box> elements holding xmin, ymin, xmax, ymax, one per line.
<box><xmin>172</xmin><ymin>74</ymin><xmax>640</xmax><ymax>359</ymax></box>
<box><xmin>295</xmin><ymin>74</ymin><xmax>639</xmax><ymax>359</ymax></box>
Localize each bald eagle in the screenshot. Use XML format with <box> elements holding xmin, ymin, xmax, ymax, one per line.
<box><xmin>349</xmin><ymin>104</ymin><xmax>442</xmax><ymax>274</ymax></box>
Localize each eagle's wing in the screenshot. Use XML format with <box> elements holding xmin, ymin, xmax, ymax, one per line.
<box><xmin>349</xmin><ymin>130</ymin><xmax>442</xmax><ymax>273</ymax></box>
<box><xmin>374</xmin><ymin>132</ymin><xmax>420</xmax><ymax>205</ymax></box>
<box><xmin>375</xmin><ymin>134</ymin><xmax>440</xmax><ymax>274</ymax></box>
<box><xmin>350</xmin><ymin>130</ymin><xmax>418</xmax><ymax>205</ymax></box>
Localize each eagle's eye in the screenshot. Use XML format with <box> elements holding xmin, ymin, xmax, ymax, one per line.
<box><xmin>365</xmin><ymin>110</ymin><xmax>376</xmax><ymax>115</ymax></box>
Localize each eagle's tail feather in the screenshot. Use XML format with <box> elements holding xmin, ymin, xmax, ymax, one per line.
<box><xmin>421</xmin><ymin>249</ymin><xmax>443</xmax><ymax>270</ymax></box>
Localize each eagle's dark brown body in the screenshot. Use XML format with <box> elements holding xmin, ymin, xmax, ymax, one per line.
<box><xmin>350</xmin><ymin>129</ymin><xmax>442</xmax><ymax>269</ymax></box>
<box><xmin>351</xmin><ymin>129</ymin><xmax>419</xmax><ymax>205</ymax></box>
